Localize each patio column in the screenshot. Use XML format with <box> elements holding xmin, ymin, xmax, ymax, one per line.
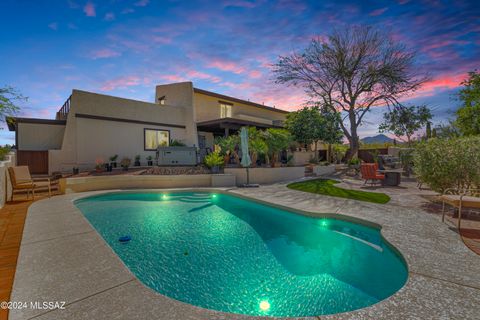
<box><xmin>224</xmin><ymin>127</ymin><xmax>229</xmax><ymax>137</ymax></box>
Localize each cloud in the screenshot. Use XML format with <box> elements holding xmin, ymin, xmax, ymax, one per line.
<box><xmin>68</xmin><ymin>23</ymin><xmax>78</xmax><ymax>30</ymax></box>
<box><xmin>101</xmin><ymin>75</ymin><xmax>142</xmax><ymax>91</ymax></box>
<box><xmin>122</xmin><ymin>8</ymin><xmax>135</xmax><ymax>14</ymax></box>
<box><xmin>369</xmin><ymin>7</ymin><xmax>388</xmax><ymax>16</ymax></box>
<box><xmin>249</xmin><ymin>70</ymin><xmax>262</xmax><ymax>78</ymax></box>
<box><xmin>104</xmin><ymin>12</ymin><xmax>115</xmax><ymax>21</ymax></box>
<box><xmin>90</xmin><ymin>48</ymin><xmax>121</xmax><ymax>59</ymax></box>
<box><xmin>207</xmin><ymin>59</ymin><xmax>245</xmax><ymax>74</ymax></box>
<box><xmin>134</xmin><ymin>0</ymin><xmax>149</xmax><ymax>7</ymax></box>
<box><xmin>83</xmin><ymin>2</ymin><xmax>96</xmax><ymax>17</ymax></box>
<box><xmin>48</xmin><ymin>22</ymin><xmax>58</xmax><ymax>30</ymax></box>
<box><xmin>222</xmin><ymin>0</ymin><xmax>260</xmax><ymax>8</ymax></box>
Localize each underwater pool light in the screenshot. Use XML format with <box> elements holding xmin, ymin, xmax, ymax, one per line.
<box><xmin>211</xmin><ymin>194</ymin><xmax>218</xmax><ymax>199</ymax></box>
<box><xmin>259</xmin><ymin>300</ymin><xmax>270</xmax><ymax>311</ymax></box>
<box><xmin>161</xmin><ymin>194</ymin><xmax>169</xmax><ymax>200</ymax></box>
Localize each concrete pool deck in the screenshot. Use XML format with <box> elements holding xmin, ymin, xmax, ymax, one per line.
<box><xmin>9</xmin><ymin>185</ymin><xmax>480</xmax><ymax>319</ymax></box>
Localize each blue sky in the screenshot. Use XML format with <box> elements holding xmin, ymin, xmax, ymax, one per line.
<box><xmin>1</xmin><ymin>0</ymin><xmax>479</xmax><ymax>144</ymax></box>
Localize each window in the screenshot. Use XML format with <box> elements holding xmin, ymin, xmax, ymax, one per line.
<box><xmin>220</xmin><ymin>102</ymin><xmax>232</xmax><ymax>118</ymax></box>
<box><xmin>144</xmin><ymin>129</ymin><xmax>170</xmax><ymax>150</ymax></box>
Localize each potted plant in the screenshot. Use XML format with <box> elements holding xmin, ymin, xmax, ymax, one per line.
<box><xmin>109</xmin><ymin>154</ymin><xmax>118</xmax><ymax>168</ymax></box>
<box><xmin>95</xmin><ymin>158</ymin><xmax>105</xmax><ymax>173</ymax></box>
<box><xmin>120</xmin><ymin>157</ymin><xmax>131</xmax><ymax>171</ymax></box>
<box><xmin>146</xmin><ymin>155</ymin><xmax>153</xmax><ymax>166</ymax></box>
<box><xmin>72</xmin><ymin>167</ymin><xmax>79</xmax><ymax>175</ymax></box>
<box><xmin>104</xmin><ymin>162</ymin><xmax>113</xmax><ymax>172</ymax></box>
<box><xmin>204</xmin><ymin>152</ymin><xmax>224</xmax><ymax>174</ymax></box>
<box><xmin>134</xmin><ymin>155</ymin><xmax>141</xmax><ymax>166</ymax></box>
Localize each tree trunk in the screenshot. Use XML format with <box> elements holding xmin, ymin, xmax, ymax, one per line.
<box><xmin>314</xmin><ymin>141</ymin><xmax>318</xmax><ymax>162</ymax></box>
<box><xmin>346</xmin><ymin>117</ymin><xmax>360</xmax><ymax>160</ymax></box>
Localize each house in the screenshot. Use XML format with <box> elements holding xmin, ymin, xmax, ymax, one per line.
<box><xmin>7</xmin><ymin>82</ymin><xmax>289</xmax><ymax>174</ymax></box>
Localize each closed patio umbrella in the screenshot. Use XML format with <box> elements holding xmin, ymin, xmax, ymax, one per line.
<box><xmin>240</xmin><ymin>127</ymin><xmax>257</xmax><ymax>187</ymax></box>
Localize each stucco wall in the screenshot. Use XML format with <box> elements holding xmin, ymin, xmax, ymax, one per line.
<box><xmin>49</xmin><ymin>89</ymin><xmax>192</xmax><ymax>173</ymax></box>
<box><xmin>293</xmin><ymin>151</ymin><xmax>315</xmax><ymax>166</ymax></box>
<box><xmin>194</xmin><ymin>92</ymin><xmax>287</xmax><ymax>124</ymax></box>
<box><xmin>155</xmin><ymin>82</ymin><xmax>198</xmax><ymax>147</ymax></box>
<box><xmin>59</xmin><ymin>174</ymin><xmax>236</xmax><ymax>193</ymax></box>
<box><xmin>0</xmin><ymin>152</ymin><xmax>15</xmax><ymax>208</ymax></box>
<box><xmin>224</xmin><ymin>166</ymin><xmax>305</xmax><ymax>186</ymax></box>
<box><xmin>17</xmin><ymin>123</ymin><xmax>65</xmax><ymax>150</ymax></box>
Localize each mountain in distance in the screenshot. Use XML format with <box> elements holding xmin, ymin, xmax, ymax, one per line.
<box><xmin>360</xmin><ymin>134</ymin><xmax>393</xmax><ymax>144</ymax></box>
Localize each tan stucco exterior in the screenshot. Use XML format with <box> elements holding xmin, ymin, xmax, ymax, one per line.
<box><xmin>193</xmin><ymin>91</ymin><xmax>286</xmax><ymax>125</ymax></box>
<box><xmin>13</xmin><ymin>81</ymin><xmax>289</xmax><ymax>173</ymax></box>
<box><xmin>17</xmin><ymin>122</ymin><xmax>65</xmax><ymax>151</ymax></box>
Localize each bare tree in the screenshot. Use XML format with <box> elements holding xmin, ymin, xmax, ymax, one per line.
<box><xmin>273</xmin><ymin>25</ymin><xmax>428</xmax><ymax>159</ymax></box>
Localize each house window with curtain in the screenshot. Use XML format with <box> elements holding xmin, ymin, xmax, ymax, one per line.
<box><xmin>219</xmin><ymin>102</ymin><xmax>232</xmax><ymax>118</ymax></box>
<box><xmin>144</xmin><ymin>129</ymin><xmax>170</xmax><ymax>150</ymax></box>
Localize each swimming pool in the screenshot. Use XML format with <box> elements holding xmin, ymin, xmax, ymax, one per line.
<box><xmin>75</xmin><ymin>191</ymin><xmax>407</xmax><ymax>317</ymax></box>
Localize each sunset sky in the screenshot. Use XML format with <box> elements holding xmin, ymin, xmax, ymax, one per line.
<box><xmin>1</xmin><ymin>0</ymin><xmax>479</xmax><ymax>144</ymax></box>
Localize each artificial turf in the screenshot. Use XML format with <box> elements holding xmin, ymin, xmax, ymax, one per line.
<box><xmin>287</xmin><ymin>179</ymin><xmax>391</xmax><ymax>204</ymax></box>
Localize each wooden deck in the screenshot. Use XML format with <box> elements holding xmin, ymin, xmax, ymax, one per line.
<box><xmin>0</xmin><ymin>193</ymin><xmax>51</xmax><ymax>320</ymax></box>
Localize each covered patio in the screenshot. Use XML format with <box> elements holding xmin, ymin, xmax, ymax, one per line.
<box><xmin>196</xmin><ymin>117</ymin><xmax>283</xmax><ymax>137</ymax></box>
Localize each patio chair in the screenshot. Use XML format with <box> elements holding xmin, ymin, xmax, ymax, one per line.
<box><xmin>441</xmin><ymin>188</ymin><xmax>480</xmax><ymax>229</ymax></box>
<box><xmin>360</xmin><ymin>163</ymin><xmax>385</xmax><ymax>186</ymax></box>
<box><xmin>7</xmin><ymin>166</ymin><xmax>52</xmax><ymax>201</ymax></box>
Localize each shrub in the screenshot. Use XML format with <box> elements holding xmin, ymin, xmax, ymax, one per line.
<box><xmin>0</xmin><ymin>146</ymin><xmax>11</xmax><ymax>161</ymax></box>
<box><xmin>204</xmin><ymin>152</ymin><xmax>224</xmax><ymax>169</ymax></box>
<box><xmin>170</xmin><ymin>139</ymin><xmax>186</xmax><ymax>146</ymax></box>
<box><xmin>413</xmin><ymin>136</ymin><xmax>480</xmax><ymax>192</ymax></box>
<box><xmin>120</xmin><ymin>157</ymin><xmax>131</xmax><ymax>169</ymax></box>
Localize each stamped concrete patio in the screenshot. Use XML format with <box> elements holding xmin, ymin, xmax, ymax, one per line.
<box><xmin>8</xmin><ymin>182</ymin><xmax>480</xmax><ymax>320</ymax></box>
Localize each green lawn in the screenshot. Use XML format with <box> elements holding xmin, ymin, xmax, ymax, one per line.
<box><xmin>287</xmin><ymin>179</ymin><xmax>391</xmax><ymax>204</ymax></box>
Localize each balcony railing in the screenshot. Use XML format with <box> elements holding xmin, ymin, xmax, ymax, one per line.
<box><xmin>56</xmin><ymin>95</ymin><xmax>71</xmax><ymax>120</ymax></box>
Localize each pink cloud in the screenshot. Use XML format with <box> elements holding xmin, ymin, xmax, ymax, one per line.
<box><xmin>185</xmin><ymin>70</ymin><xmax>222</xmax><ymax>83</ymax></box>
<box><xmin>369</xmin><ymin>7</ymin><xmax>388</xmax><ymax>16</ymax></box>
<box><xmin>207</xmin><ymin>59</ymin><xmax>245</xmax><ymax>74</ymax></box>
<box><xmin>90</xmin><ymin>48</ymin><xmax>121</xmax><ymax>59</ymax></box>
<box><xmin>83</xmin><ymin>2</ymin><xmax>96</xmax><ymax>17</ymax></box>
<box><xmin>160</xmin><ymin>74</ymin><xmax>188</xmax><ymax>82</ymax></box>
<box><xmin>248</xmin><ymin>70</ymin><xmax>262</xmax><ymax>78</ymax></box>
<box><xmin>134</xmin><ymin>0</ymin><xmax>149</xmax><ymax>6</ymax></box>
<box><xmin>421</xmin><ymin>39</ymin><xmax>469</xmax><ymax>51</ymax></box>
<box><xmin>405</xmin><ymin>73</ymin><xmax>466</xmax><ymax>99</ymax></box>
<box><xmin>101</xmin><ymin>76</ymin><xmax>142</xmax><ymax>91</ymax></box>
<box><xmin>104</xmin><ymin>12</ymin><xmax>115</xmax><ymax>21</ymax></box>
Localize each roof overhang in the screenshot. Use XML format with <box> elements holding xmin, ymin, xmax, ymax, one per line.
<box><xmin>6</xmin><ymin>117</ymin><xmax>66</xmax><ymax>131</ymax></box>
<box><xmin>196</xmin><ymin>117</ymin><xmax>283</xmax><ymax>135</ymax></box>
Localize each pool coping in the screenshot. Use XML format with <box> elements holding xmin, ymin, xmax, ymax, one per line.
<box><xmin>10</xmin><ymin>186</ymin><xmax>480</xmax><ymax>319</ymax></box>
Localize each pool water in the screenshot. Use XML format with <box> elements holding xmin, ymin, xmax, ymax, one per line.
<box><xmin>75</xmin><ymin>192</ymin><xmax>407</xmax><ymax>317</ymax></box>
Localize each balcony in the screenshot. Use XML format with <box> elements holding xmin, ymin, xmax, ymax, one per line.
<box><xmin>56</xmin><ymin>95</ymin><xmax>71</xmax><ymax>120</ymax></box>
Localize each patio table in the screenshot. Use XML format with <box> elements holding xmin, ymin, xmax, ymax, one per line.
<box><xmin>377</xmin><ymin>168</ymin><xmax>403</xmax><ymax>186</ymax></box>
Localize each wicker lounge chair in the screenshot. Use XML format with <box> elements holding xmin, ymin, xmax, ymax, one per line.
<box><xmin>441</xmin><ymin>188</ymin><xmax>480</xmax><ymax>229</ymax></box>
<box><xmin>7</xmin><ymin>166</ymin><xmax>52</xmax><ymax>201</ymax></box>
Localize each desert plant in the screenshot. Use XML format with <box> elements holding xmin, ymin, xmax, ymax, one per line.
<box><xmin>215</xmin><ymin>135</ymin><xmax>240</xmax><ymax>164</ymax></box>
<box><xmin>348</xmin><ymin>157</ymin><xmax>361</xmax><ymax>166</ymax></box>
<box><xmin>95</xmin><ymin>158</ymin><xmax>104</xmax><ymax>172</ymax></box>
<box><xmin>204</xmin><ymin>152</ymin><xmax>224</xmax><ymax>173</ymax></box>
<box><xmin>120</xmin><ymin>157</ymin><xmax>131</xmax><ymax>170</ymax></box>
<box><xmin>399</xmin><ymin>149</ymin><xmax>414</xmax><ymax>176</ymax></box>
<box><xmin>332</xmin><ymin>144</ymin><xmax>348</xmax><ymax>164</ymax></box>
<box><xmin>0</xmin><ymin>145</ymin><xmax>11</xmax><ymax>161</ymax></box>
<box><xmin>262</xmin><ymin>128</ymin><xmax>292</xmax><ymax>167</ymax></box>
<box><xmin>109</xmin><ymin>154</ymin><xmax>118</xmax><ymax>162</ymax></box>
<box><xmin>413</xmin><ymin>136</ymin><xmax>480</xmax><ymax>192</ymax></box>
